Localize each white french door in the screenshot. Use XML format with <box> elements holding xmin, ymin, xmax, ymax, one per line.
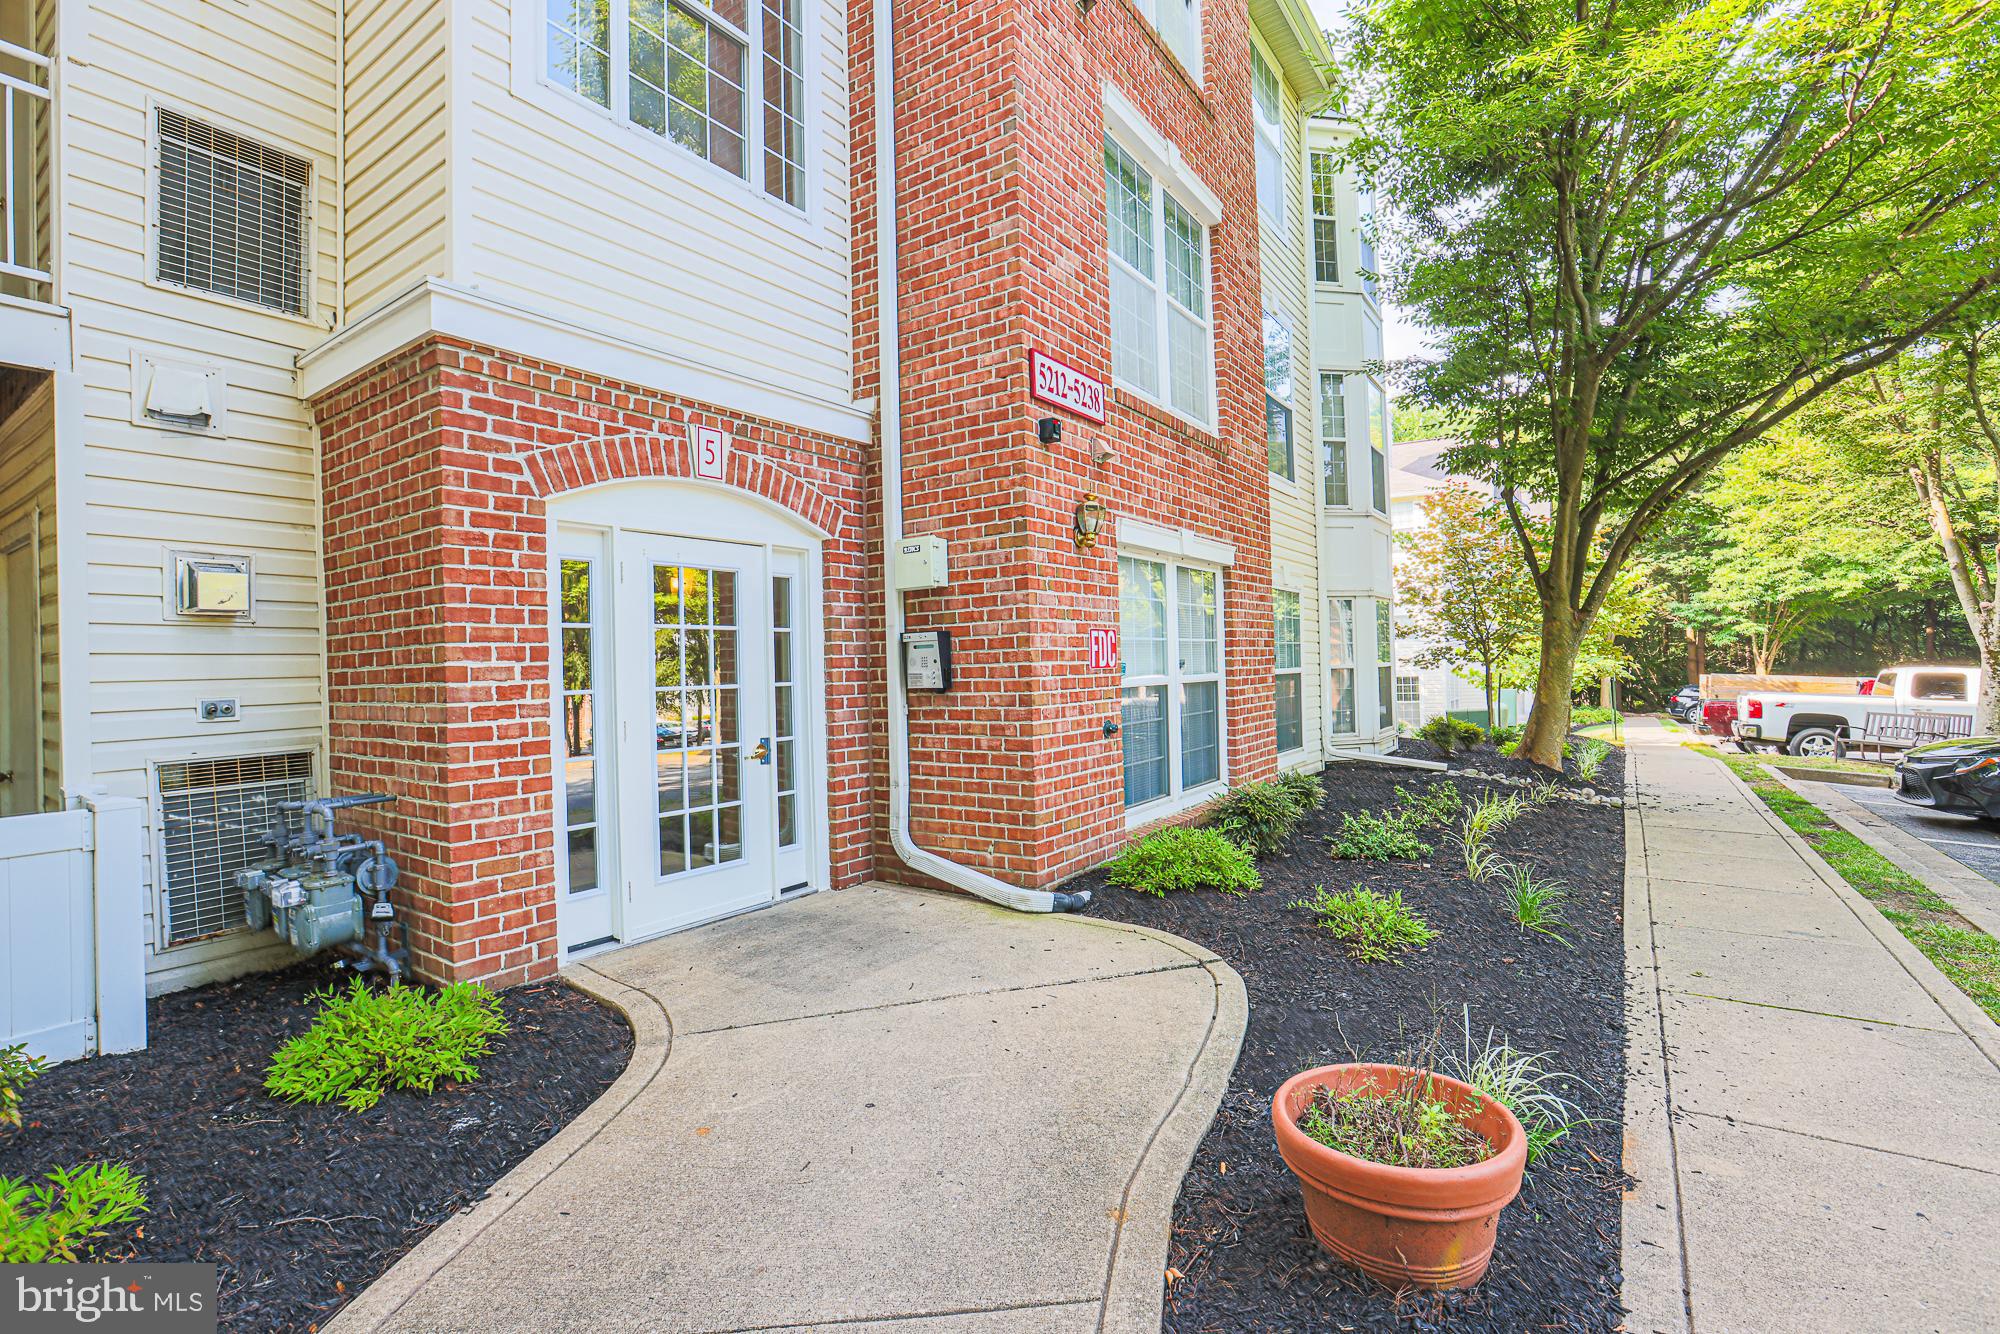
<box><xmin>616</xmin><ymin>531</ymin><xmax>778</xmax><ymax>938</ymax></box>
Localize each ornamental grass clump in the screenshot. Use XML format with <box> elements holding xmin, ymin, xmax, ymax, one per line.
<box><xmin>1290</xmin><ymin>884</ymin><xmax>1437</xmax><ymax>962</ymax></box>
<box><xmin>0</xmin><ymin>1163</ymin><xmax>148</xmax><ymax>1263</ymax></box>
<box><xmin>1107</xmin><ymin>827</ymin><xmax>1261</xmax><ymax>896</ymax></box>
<box><xmin>1574</xmin><ymin>738</ymin><xmax>1612</xmax><ymax>783</ymax></box>
<box><xmin>1447</xmin><ymin>1012</ymin><xmax>1589</xmax><ymax>1165</ymax></box>
<box><xmin>266</xmin><ymin>977</ymin><xmax>509</xmax><ymax>1112</ymax></box>
<box><xmin>1295</xmin><ymin>1079</ymin><xmax>1492</xmax><ymax>1170</ymax></box>
<box><xmin>1497</xmin><ymin>863</ymin><xmax>1572</xmax><ymax>945</ymax></box>
<box><xmin>1329</xmin><ymin>809</ymin><xmax>1432</xmax><ymax>861</ymax></box>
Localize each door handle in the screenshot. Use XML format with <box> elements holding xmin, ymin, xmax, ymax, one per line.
<box><xmin>0</xmin><ymin>771</ymin><xmax>12</xmax><ymax>784</ymax></box>
<box><xmin>746</xmin><ymin>739</ymin><xmax>771</xmax><ymax>765</ymax></box>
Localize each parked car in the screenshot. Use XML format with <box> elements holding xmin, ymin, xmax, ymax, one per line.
<box><xmin>1666</xmin><ymin>685</ymin><xmax>1702</xmax><ymax>722</ymax></box>
<box><xmin>1734</xmin><ymin>664</ymin><xmax>1980</xmax><ymax>758</ymax></box>
<box><xmin>1894</xmin><ymin>737</ymin><xmax>2000</xmax><ymax>818</ymax></box>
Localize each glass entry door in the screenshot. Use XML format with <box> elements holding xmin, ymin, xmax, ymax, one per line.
<box><xmin>616</xmin><ymin>531</ymin><xmax>777</xmax><ymax>937</ymax></box>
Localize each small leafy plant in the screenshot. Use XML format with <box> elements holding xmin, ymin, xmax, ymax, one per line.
<box><xmin>1296</xmin><ymin>1078</ymin><xmax>1492</xmax><ymax>1169</ymax></box>
<box><xmin>1107</xmin><ymin>827</ymin><xmax>1261</xmax><ymax>896</ymax></box>
<box><xmin>0</xmin><ymin>1163</ymin><xmax>148</xmax><ymax>1262</ymax></box>
<box><xmin>1446</xmin><ymin>1013</ymin><xmax>1588</xmax><ymax>1165</ymax></box>
<box><xmin>1497</xmin><ymin>863</ymin><xmax>1572</xmax><ymax>944</ymax></box>
<box><xmin>1489</xmin><ymin>723</ymin><xmax>1525</xmax><ymax>752</ymax></box>
<box><xmin>1273</xmin><ymin>769</ymin><xmax>1325</xmax><ymax>814</ymax></box>
<box><xmin>0</xmin><ymin>1042</ymin><xmax>47</xmax><ymax>1131</ymax></box>
<box><xmin>1290</xmin><ymin>884</ymin><xmax>1438</xmax><ymax>962</ymax></box>
<box><xmin>1417</xmin><ymin>715</ymin><xmax>1487</xmax><ymax>754</ymax></box>
<box><xmin>1394</xmin><ymin>781</ymin><xmax>1463</xmax><ymax>828</ymax></box>
<box><xmin>1209</xmin><ymin>779</ymin><xmax>1308</xmax><ymax>858</ymax></box>
<box><xmin>1329</xmin><ymin>809</ymin><xmax>1432</xmax><ymax>861</ymax></box>
<box><xmin>266</xmin><ymin>977</ymin><xmax>509</xmax><ymax>1112</ymax></box>
<box><xmin>1574</xmin><ymin>738</ymin><xmax>1612</xmax><ymax>783</ymax></box>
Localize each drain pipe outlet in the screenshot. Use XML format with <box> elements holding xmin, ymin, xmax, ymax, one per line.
<box><xmin>872</xmin><ymin>0</ymin><xmax>1088</xmax><ymax>914</ymax></box>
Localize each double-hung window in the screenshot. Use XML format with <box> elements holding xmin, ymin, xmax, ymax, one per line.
<box><xmin>1105</xmin><ymin>138</ymin><xmax>1212</xmax><ymax>426</ymax></box>
<box><xmin>1274</xmin><ymin>591</ymin><xmax>1303</xmax><ymax>753</ymax></box>
<box><xmin>543</xmin><ymin>0</ymin><xmax>807</xmax><ymax>208</ymax></box>
<box><xmin>1367</xmin><ymin>380</ymin><xmax>1389</xmax><ymax>513</ymax></box>
<box><xmin>1251</xmin><ymin>46</ymin><xmax>1285</xmax><ymax>237</ymax></box>
<box><xmin>1264</xmin><ymin>311</ymin><xmax>1293</xmax><ymax>479</ymax></box>
<box><xmin>1120</xmin><ymin>555</ymin><xmax>1224</xmax><ymax>809</ymax></box>
<box><xmin>1311</xmin><ymin>150</ymin><xmax>1339</xmax><ymax>283</ymax></box>
<box><xmin>1327</xmin><ymin>597</ymin><xmax>1356</xmax><ymax>737</ymax></box>
<box><xmin>1320</xmin><ymin>372</ymin><xmax>1349</xmax><ymax>507</ymax></box>
<box><xmin>1376</xmin><ymin>601</ymin><xmax>1395</xmax><ymax>731</ymax></box>
<box><xmin>1132</xmin><ymin>0</ymin><xmax>1202</xmax><ymax>79</ymax></box>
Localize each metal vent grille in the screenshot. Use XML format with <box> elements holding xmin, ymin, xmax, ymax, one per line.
<box><xmin>153</xmin><ymin>108</ymin><xmax>311</xmax><ymax>316</ymax></box>
<box><xmin>157</xmin><ymin>751</ymin><xmax>314</xmax><ymax>946</ymax></box>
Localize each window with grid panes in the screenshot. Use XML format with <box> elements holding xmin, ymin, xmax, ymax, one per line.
<box><xmin>1274</xmin><ymin>590</ymin><xmax>1303</xmax><ymax>753</ymax></box>
<box><xmin>544</xmin><ymin>0</ymin><xmax>805</xmax><ymax>207</ymax></box>
<box><xmin>559</xmin><ymin>559</ymin><xmax>602</xmax><ymax>894</ymax></box>
<box><xmin>1328</xmin><ymin>596</ymin><xmax>1356</xmax><ymax>736</ymax></box>
<box><xmin>1311</xmin><ymin>150</ymin><xmax>1339</xmax><ymax>283</ymax></box>
<box><xmin>1251</xmin><ymin>45</ymin><xmax>1284</xmax><ymax>237</ymax></box>
<box><xmin>1376</xmin><ymin>601</ymin><xmax>1395</xmax><ymax>731</ymax></box>
<box><xmin>1320</xmin><ymin>372</ymin><xmax>1349</xmax><ymax>507</ymax></box>
<box><xmin>1104</xmin><ymin>138</ymin><xmax>1212</xmax><ymax>425</ymax></box>
<box><xmin>1120</xmin><ymin>555</ymin><xmax>1224</xmax><ymax>808</ymax></box>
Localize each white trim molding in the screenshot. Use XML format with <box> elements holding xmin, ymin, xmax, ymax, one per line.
<box><xmin>1115</xmin><ymin>514</ymin><xmax>1236</xmax><ymax>568</ymax></box>
<box><xmin>295</xmin><ymin>278</ymin><xmax>873</xmax><ymax>443</ymax></box>
<box><xmin>1102</xmin><ymin>83</ymin><xmax>1224</xmax><ymax>226</ymax></box>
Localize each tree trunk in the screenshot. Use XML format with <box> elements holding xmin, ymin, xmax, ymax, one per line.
<box><xmin>1517</xmin><ymin>611</ymin><xmax>1583</xmax><ymax>770</ymax></box>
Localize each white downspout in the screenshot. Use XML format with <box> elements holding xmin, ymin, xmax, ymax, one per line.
<box><xmin>872</xmin><ymin>0</ymin><xmax>1088</xmax><ymax>914</ymax></box>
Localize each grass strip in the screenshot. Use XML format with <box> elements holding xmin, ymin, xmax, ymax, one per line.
<box><xmin>1689</xmin><ymin>743</ymin><xmax>2000</xmax><ymax>1024</ymax></box>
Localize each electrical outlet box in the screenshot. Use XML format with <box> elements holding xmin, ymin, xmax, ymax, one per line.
<box><xmin>197</xmin><ymin>698</ymin><xmax>239</xmax><ymax>722</ymax></box>
<box><xmin>892</xmin><ymin>535</ymin><xmax>950</xmax><ymax>591</ymax></box>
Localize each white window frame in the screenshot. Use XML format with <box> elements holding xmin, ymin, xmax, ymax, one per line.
<box><xmin>1320</xmin><ymin>371</ymin><xmax>1350</xmax><ymax>509</ymax></box>
<box><xmin>143</xmin><ymin>98</ymin><xmax>322</xmax><ymax>328</ymax></box>
<box><xmin>1273</xmin><ymin>588</ymin><xmax>1304</xmax><ymax>756</ymax></box>
<box><xmin>1375</xmin><ymin>599</ymin><xmax>1395</xmax><ymax>732</ymax></box>
<box><xmin>1120</xmin><ymin>552</ymin><xmax>1228</xmax><ymax>822</ymax></box>
<box><xmin>1104</xmin><ymin>135</ymin><xmax>1217</xmax><ymax>431</ymax></box>
<box><xmin>1251</xmin><ymin>41</ymin><xmax>1286</xmax><ymax>240</ymax></box>
<box><xmin>1311</xmin><ymin>149</ymin><xmax>1339</xmax><ymax>283</ymax></box>
<box><xmin>1366</xmin><ymin>377</ymin><xmax>1390</xmax><ymax>514</ymax></box>
<box><xmin>1131</xmin><ymin>0</ymin><xmax>1203</xmax><ymax>81</ymax></box>
<box><xmin>1327</xmin><ymin>595</ymin><xmax>1357</xmax><ymax>739</ymax></box>
<box><xmin>1264</xmin><ymin>310</ymin><xmax>1294</xmax><ymax>480</ymax></box>
<box><xmin>514</xmin><ymin>0</ymin><xmax>818</xmax><ymax>230</ymax></box>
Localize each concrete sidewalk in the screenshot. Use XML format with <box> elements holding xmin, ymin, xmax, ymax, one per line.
<box><xmin>329</xmin><ymin>884</ymin><xmax>1244</xmax><ymax>1334</ymax></box>
<box><xmin>1622</xmin><ymin>718</ymin><xmax>2000</xmax><ymax>1333</ymax></box>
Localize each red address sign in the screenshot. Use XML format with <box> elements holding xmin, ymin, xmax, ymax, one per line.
<box><xmin>1029</xmin><ymin>349</ymin><xmax>1108</xmax><ymax>424</ymax></box>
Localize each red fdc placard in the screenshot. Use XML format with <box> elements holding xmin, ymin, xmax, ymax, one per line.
<box><xmin>1087</xmin><ymin>626</ymin><xmax>1119</xmax><ymax>670</ymax></box>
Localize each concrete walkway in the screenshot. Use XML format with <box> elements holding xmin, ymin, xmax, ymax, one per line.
<box><xmin>329</xmin><ymin>884</ymin><xmax>1244</xmax><ymax>1334</ymax></box>
<box><xmin>1622</xmin><ymin>718</ymin><xmax>2000</xmax><ymax>1333</ymax></box>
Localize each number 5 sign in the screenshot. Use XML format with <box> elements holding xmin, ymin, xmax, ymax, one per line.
<box><xmin>1088</xmin><ymin>626</ymin><xmax>1119</xmax><ymax>671</ymax></box>
<box><xmin>688</xmin><ymin>423</ymin><xmax>729</xmax><ymax>481</ymax></box>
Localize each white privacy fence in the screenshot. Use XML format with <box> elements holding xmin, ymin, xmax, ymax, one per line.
<box><xmin>0</xmin><ymin>795</ymin><xmax>147</xmax><ymax>1062</ymax></box>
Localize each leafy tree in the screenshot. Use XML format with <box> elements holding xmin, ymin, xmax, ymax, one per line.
<box><xmin>1804</xmin><ymin>330</ymin><xmax>2000</xmax><ymax>727</ymax></box>
<box><xmin>1395</xmin><ymin>483</ymin><xmax>1539</xmax><ymax>726</ymax></box>
<box><xmin>1344</xmin><ymin>0</ymin><xmax>2000</xmax><ymax>767</ymax></box>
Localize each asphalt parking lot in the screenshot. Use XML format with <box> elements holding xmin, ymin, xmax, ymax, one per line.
<box><xmin>1834</xmin><ymin>780</ymin><xmax>2000</xmax><ymax>886</ymax></box>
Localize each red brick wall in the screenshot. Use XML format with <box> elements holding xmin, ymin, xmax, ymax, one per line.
<box><xmin>860</xmin><ymin>0</ymin><xmax>1275</xmax><ymax>888</ymax></box>
<box><xmin>312</xmin><ymin>336</ymin><xmax>874</xmax><ymax>985</ymax></box>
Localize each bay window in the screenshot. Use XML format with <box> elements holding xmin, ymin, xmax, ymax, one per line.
<box><xmin>1274</xmin><ymin>590</ymin><xmax>1303</xmax><ymax>753</ymax></box>
<box><xmin>1121</xmin><ymin>555</ymin><xmax>1225</xmax><ymax>809</ymax></box>
<box><xmin>1328</xmin><ymin>596</ymin><xmax>1356</xmax><ymax>737</ymax></box>
<box><xmin>1105</xmin><ymin>138</ymin><xmax>1213</xmax><ymax>425</ymax></box>
<box><xmin>543</xmin><ymin>0</ymin><xmax>806</xmax><ymax>208</ymax></box>
<box><xmin>1311</xmin><ymin>150</ymin><xmax>1339</xmax><ymax>283</ymax></box>
<box><xmin>1320</xmin><ymin>372</ymin><xmax>1349</xmax><ymax>507</ymax></box>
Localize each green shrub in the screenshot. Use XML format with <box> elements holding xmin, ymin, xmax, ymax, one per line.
<box><xmin>1489</xmin><ymin>723</ymin><xmax>1525</xmax><ymax>752</ymax></box>
<box><xmin>1417</xmin><ymin>715</ymin><xmax>1487</xmax><ymax>753</ymax></box>
<box><xmin>1571</xmin><ymin>706</ymin><xmax>1620</xmax><ymax>729</ymax></box>
<box><xmin>1329</xmin><ymin>809</ymin><xmax>1432</xmax><ymax>860</ymax></box>
<box><xmin>1497</xmin><ymin>863</ymin><xmax>1572</xmax><ymax>944</ymax></box>
<box><xmin>1394</xmin><ymin>780</ymin><xmax>1463</xmax><ymax>828</ymax></box>
<box><xmin>1273</xmin><ymin>769</ymin><xmax>1325</xmax><ymax>814</ymax></box>
<box><xmin>266</xmin><ymin>978</ymin><xmax>509</xmax><ymax>1112</ymax></box>
<box><xmin>0</xmin><ymin>1163</ymin><xmax>147</xmax><ymax>1263</ymax></box>
<box><xmin>1209</xmin><ymin>780</ymin><xmax>1307</xmax><ymax>858</ymax></box>
<box><xmin>0</xmin><ymin>1042</ymin><xmax>47</xmax><ymax>1131</ymax></box>
<box><xmin>1574</xmin><ymin>738</ymin><xmax>1612</xmax><ymax>783</ymax></box>
<box><xmin>1289</xmin><ymin>884</ymin><xmax>1438</xmax><ymax>962</ymax></box>
<box><xmin>1107</xmin><ymin>827</ymin><xmax>1261</xmax><ymax>896</ymax></box>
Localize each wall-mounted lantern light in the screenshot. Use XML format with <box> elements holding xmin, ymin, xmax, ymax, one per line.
<box><xmin>1073</xmin><ymin>494</ymin><xmax>1108</xmax><ymax>549</ymax></box>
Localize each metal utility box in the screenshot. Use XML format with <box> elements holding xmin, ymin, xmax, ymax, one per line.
<box><xmin>893</xmin><ymin>535</ymin><xmax>950</xmax><ymax>591</ymax></box>
<box><xmin>174</xmin><ymin>554</ymin><xmax>251</xmax><ymax>617</ymax></box>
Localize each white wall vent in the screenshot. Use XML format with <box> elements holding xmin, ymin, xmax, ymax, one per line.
<box><xmin>131</xmin><ymin>351</ymin><xmax>227</xmax><ymax>436</ymax></box>
<box><xmin>155</xmin><ymin>750</ymin><xmax>314</xmax><ymax>947</ymax></box>
<box><xmin>152</xmin><ymin>107</ymin><xmax>312</xmax><ymax>317</ymax></box>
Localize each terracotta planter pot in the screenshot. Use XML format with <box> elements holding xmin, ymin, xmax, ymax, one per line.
<box><xmin>1271</xmin><ymin>1062</ymin><xmax>1527</xmax><ymax>1290</ymax></box>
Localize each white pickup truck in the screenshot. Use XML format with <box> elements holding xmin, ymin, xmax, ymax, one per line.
<box><xmin>1733</xmin><ymin>665</ymin><xmax>1981</xmax><ymax>757</ymax></box>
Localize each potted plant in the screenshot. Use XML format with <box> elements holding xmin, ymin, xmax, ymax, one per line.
<box><xmin>1271</xmin><ymin>1062</ymin><xmax>1527</xmax><ymax>1289</ymax></box>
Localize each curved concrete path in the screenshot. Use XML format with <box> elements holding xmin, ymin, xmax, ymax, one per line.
<box><xmin>329</xmin><ymin>884</ymin><xmax>1245</xmax><ymax>1334</ymax></box>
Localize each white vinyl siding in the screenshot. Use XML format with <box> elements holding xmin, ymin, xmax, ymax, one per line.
<box><xmin>1120</xmin><ymin>555</ymin><xmax>1225</xmax><ymax>811</ymax></box>
<box><xmin>343</xmin><ymin>0</ymin><xmax>449</xmax><ymax>318</ymax></box>
<box><xmin>484</xmin><ymin>0</ymin><xmax>854</xmax><ymax>419</ymax></box>
<box><xmin>63</xmin><ymin>0</ymin><xmax>339</xmax><ymax>985</ymax></box>
<box><xmin>1104</xmin><ymin>137</ymin><xmax>1213</xmax><ymax>427</ymax></box>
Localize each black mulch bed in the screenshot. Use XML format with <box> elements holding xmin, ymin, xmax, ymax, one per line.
<box><xmin>1079</xmin><ymin>743</ymin><xmax>1628</xmax><ymax>1332</ymax></box>
<box><xmin>0</xmin><ymin>963</ymin><xmax>632</xmax><ymax>1333</ymax></box>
